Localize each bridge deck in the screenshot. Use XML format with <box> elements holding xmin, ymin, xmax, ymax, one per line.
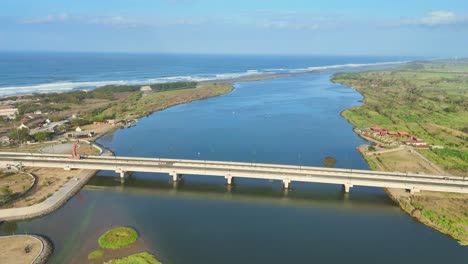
<box><xmin>0</xmin><ymin>152</ymin><xmax>466</xmax><ymax>194</ymax></box>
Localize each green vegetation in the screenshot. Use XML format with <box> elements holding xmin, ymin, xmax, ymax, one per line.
<box><xmin>322</xmin><ymin>156</ymin><xmax>337</xmax><ymax>168</ymax></box>
<box><xmin>8</xmin><ymin>128</ymin><xmax>31</xmax><ymax>143</ymax></box>
<box><xmin>32</xmin><ymin>132</ymin><xmax>54</xmax><ymax>142</ymax></box>
<box><xmin>8</xmin><ymin>82</ymin><xmax>230</xmax><ymax>124</ymax></box>
<box><xmin>13</xmin><ymin>82</ymin><xmax>198</xmax><ymax>114</ymax></box>
<box><xmin>333</xmin><ymin>61</ymin><xmax>468</xmax><ymax>175</ymax></box>
<box><xmin>98</xmin><ymin>227</ymin><xmax>139</xmax><ymax>249</ymax></box>
<box><xmin>88</xmin><ymin>249</ymin><xmax>105</xmax><ymax>260</ymax></box>
<box><xmin>91</xmin><ymin>82</ymin><xmax>232</xmax><ymax>121</ymax></box>
<box><xmin>404</xmin><ymin>194</ymin><xmax>468</xmax><ymax>245</ymax></box>
<box><xmin>104</xmin><ymin>252</ymin><xmax>161</xmax><ymax>264</ymax></box>
<box><xmin>0</xmin><ymin>185</ymin><xmax>14</xmax><ymax>206</ymax></box>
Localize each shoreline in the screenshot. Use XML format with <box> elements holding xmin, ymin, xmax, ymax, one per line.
<box><xmin>0</xmin><ymin>61</ymin><xmax>408</xmax><ymax>99</ymax></box>
<box><xmin>334</xmin><ymin>73</ymin><xmax>467</xmax><ymax>245</ymax></box>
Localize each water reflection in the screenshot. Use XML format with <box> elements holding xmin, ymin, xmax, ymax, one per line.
<box><xmin>87</xmin><ymin>173</ymin><xmax>397</xmax><ymax>214</ymax></box>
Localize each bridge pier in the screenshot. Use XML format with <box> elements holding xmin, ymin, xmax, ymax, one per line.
<box><xmin>115</xmin><ymin>170</ymin><xmax>126</xmax><ymax>179</ymax></box>
<box><xmin>343</xmin><ymin>184</ymin><xmax>353</xmax><ymax>193</ymax></box>
<box><xmin>170</xmin><ymin>172</ymin><xmax>179</xmax><ymax>182</ymax></box>
<box><xmin>225</xmin><ymin>175</ymin><xmax>234</xmax><ymax>185</ymax></box>
<box><xmin>283</xmin><ymin>179</ymin><xmax>291</xmax><ymax>190</ymax></box>
<box><xmin>64</xmin><ymin>166</ymin><xmax>71</xmax><ymax>171</ymax></box>
<box><xmin>409</xmin><ymin>188</ymin><xmax>420</xmax><ymax>194</ymax></box>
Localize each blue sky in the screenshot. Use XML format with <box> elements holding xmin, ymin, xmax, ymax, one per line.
<box><xmin>1</xmin><ymin>0</ymin><xmax>468</xmax><ymax>56</ymax></box>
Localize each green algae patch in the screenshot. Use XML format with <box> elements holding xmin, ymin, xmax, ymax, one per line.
<box><xmin>88</xmin><ymin>249</ymin><xmax>105</xmax><ymax>260</ymax></box>
<box><xmin>104</xmin><ymin>252</ymin><xmax>161</xmax><ymax>264</ymax></box>
<box><xmin>98</xmin><ymin>227</ymin><xmax>139</xmax><ymax>249</ymax></box>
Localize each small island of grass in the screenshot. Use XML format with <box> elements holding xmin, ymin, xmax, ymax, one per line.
<box><xmin>88</xmin><ymin>249</ymin><xmax>105</xmax><ymax>260</ymax></box>
<box><xmin>104</xmin><ymin>252</ymin><xmax>161</xmax><ymax>264</ymax></box>
<box><xmin>98</xmin><ymin>227</ymin><xmax>139</xmax><ymax>249</ymax></box>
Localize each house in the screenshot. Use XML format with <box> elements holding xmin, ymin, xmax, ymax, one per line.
<box><xmin>370</xmin><ymin>126</ymin><xmax>383</xmax><ymax>132</ymax></box>
<box><xmin>93</xmin><ymin>121</ymin><xmax>106</xmax><ymax>125</ymax></box>
<box><xmin>140</xmin><ymin>86</ymin><xmax>152</xmax><ymax>92</ymax></box>
<box><xmin>75</xmin><ymin>127</ymin><xmax>83</xmax><ymax>132</ymax></box>
<box><xmin>24</xmin><ymin>113</ymin><xmax>41</xmax><ymax>119</ymax></box>
<box><xmin>0</xmin><ymin>106</ymin><xmax>18</xmax><ymax>119</ymax></box>
<box><xmin>388</xmin><ymin>131</ymin><xmax>399</xmax><ymax>137</ymax></box>
<box><xmin>67</xmin><ymin>131</ymin><xmax>95</xmax><ymax>139</ymax></box>
<box><xmin>380</xmin><ymin>130</ymin><xmax>388</xmax><ymax>136</ymax></box>
<box><xmin>17</xmin><ymin>123</ymin><xmax>29</xmax><ymax>130</ymax></box>
<box><xmin>0</xmin><ymin>135</ymin><xmax>11</xmax><ymax>145</ymax></box>
<box><xmin>20</xmin><ymin>115</ymin><xmax>45</xmax><ymax>128</ymax></box>
<box><xmin>409</xmin><ymin>134</ymin><xmax>423</xmax><ymax>141</ymax></box>
<box><xmin>398</xmin><ymin>131</ymin><xmax>410</xmax><ymax>137</ymax></box>
<box><xmin>106</xmin><ymin>119</ymin><xmax>117</xmax><ymax>125</ymax></box>
<box><xmin>431</xmin><ymin>145</ymin><xmax>445</xmax><ymax>149</ymax></box>
<box><xmin>405</xmin><ymin>140</ymin><xmax>430</xmax><ymax>148</ymax></box>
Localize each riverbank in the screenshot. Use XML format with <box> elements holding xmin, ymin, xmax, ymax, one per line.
<box><xmin>0</xmin><ymin>169</ymin><xmax>98</xmax><ymax>221</ymax></box>
<box><xmin>333</xmin><ymin>61</ymin><xmax>468</xmax><ymax>245</ymax></box>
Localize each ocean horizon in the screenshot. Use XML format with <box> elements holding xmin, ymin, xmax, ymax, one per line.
<box><xmin>0</xmin><ymin>52</ymin><xmax>420</xmax><ymax>97</ymax></box>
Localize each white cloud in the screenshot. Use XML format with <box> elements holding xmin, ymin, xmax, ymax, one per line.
<box><xmin>17</xmin><ymin>11</ymin><xmax>327</xmax><ymax>31</ymax></box>
<box><xmin>19</xmin><ymin>13</ymin><xmax>144</xmax><ymax>27</ymax></box>
<box><xmin>21</xmin><ymin>13</ymin><xmax>70</xmax><ymax>24</ymax></box>
<box><xmin>419</xmin><ymin>11</ymin><xmax>458</xmax><ymax>26</ymax></box>
<box><xmin>394</xmin><ymin>11</ymin><xmax>466</xmax><ymax>27</ymax></box>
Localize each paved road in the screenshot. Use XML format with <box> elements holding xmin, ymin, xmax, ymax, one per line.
<box><xmin>0</xmin><ymin>152</ymin><xmax>466</xmax><ymax>194</ymax></box>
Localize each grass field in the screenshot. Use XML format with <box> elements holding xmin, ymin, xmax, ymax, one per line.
<box><xmin>98</xmin><ymin>227</ymin><xmax>139</xmax><ymax>249</ymax></box>
<box><xmin>335</xmin><ymin>61</ymin><xmax>468</xmax><ymax>245</ymax></box>
<box><xmin>96</xmin><ymin>82</ymin><xmax>232</xmax><ymax>120</ymax></box>
<box><xmin>104</xmin><ymin>252</ymin><xmax>161</xmax><ymax>264</ymax></box>
<box><xmin>333</xmin><ymin>61</ymin><xmax>468</xmax><ymax>176</ymax></box>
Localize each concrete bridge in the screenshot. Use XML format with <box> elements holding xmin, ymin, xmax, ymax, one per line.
<box><xmin>0</xmin><ymin>152</ymin><xmax>467</xmax><ymax>194</ymax></box>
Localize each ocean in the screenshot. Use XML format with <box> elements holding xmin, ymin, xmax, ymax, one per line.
<box><xmin>0</xmin><ymin>52</ymin><xmax>416</xmax><ymax>96</ymax></box>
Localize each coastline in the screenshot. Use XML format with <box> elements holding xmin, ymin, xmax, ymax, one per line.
<box><xmin>0</xmin><ymin>60</ymin><xmax>408</xmax><ymax>99</ymax></box>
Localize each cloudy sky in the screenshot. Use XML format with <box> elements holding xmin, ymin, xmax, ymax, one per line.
<box><xmin>1</xmin><ymin>0</ymin><xmax>468</xmax><ymax>56</ymax></box>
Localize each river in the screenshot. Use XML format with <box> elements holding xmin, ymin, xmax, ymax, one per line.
<box><xmin>1</xmin><ymin>72</ymin><xmax>467</xmax><ymax>263</ymax></box>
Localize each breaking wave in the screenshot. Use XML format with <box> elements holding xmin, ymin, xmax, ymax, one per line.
<box><xmin>0</xmin><ymin>61</ymin><xmax>408</xmax><ymax>97</ymax></box>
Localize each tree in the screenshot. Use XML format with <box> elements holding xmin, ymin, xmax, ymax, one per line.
<box><xmin>8</xmin><ymin>128</ymin><xmax>31</xmax><ymax>143</ymax></box>
<box><xmin>33</xmin><ymin>132</ymin><xmax>54</xmax><ymax>142</ymax></box>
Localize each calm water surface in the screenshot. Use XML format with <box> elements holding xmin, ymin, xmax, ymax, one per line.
<box><xmin>1</xmin><ymin>72</ymin><xmax>467</xmax><ymax>263</ymax></box>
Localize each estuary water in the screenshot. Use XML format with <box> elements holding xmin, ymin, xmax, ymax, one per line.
<box><xmin>1</xmin><ymin>71</ymin><xmax>467</xmax><ymax>263</ymax></box>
